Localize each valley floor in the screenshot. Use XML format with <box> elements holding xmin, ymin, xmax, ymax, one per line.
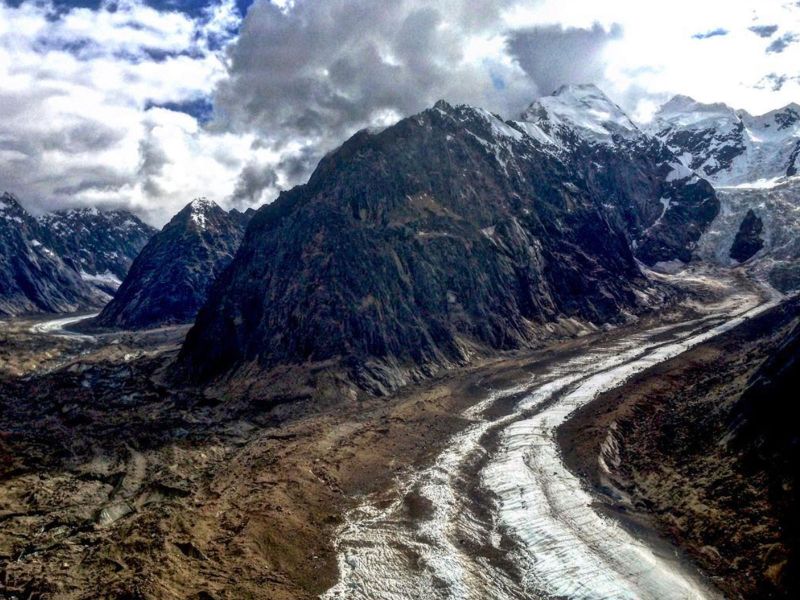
<box><xmin>0</xmin><ymin>267</ymin><xmax>788</xmax><ymax>599</ymax></box>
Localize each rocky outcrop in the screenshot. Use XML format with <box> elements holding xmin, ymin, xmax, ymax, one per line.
<box><xmin>0</xmin><ymin>193</ymin><xmax>106</xmax><ymax>316</ymax></box>
<box><xmin>729</xmin><ymin>209</ymin><xmax>765</xmax><ymax>263</ymax></box>
<box><xmin>176</xmin><ymin>90</ymin><xmax>715</xmax><ymax>392</ymax></box>
<box><xmin>93</xmin><ymin>199</ymin><xmax>251</xmax><ymax>330</ymax></box>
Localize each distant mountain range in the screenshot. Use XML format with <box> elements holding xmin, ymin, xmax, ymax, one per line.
<box><xmin>0</xmin><ymin>193</ymin><xmax>154</xmax><ymax>316</ymax></box>
<box><xmin>647</xmin><ymin>94</ymin><xmax>800</xmax><ymax>291</ymax></box>
<box><xmin>647</xmin><ymin>95</ymin><xmax>800</xmax><ymax>186</ymax></box>
<box><xmin>4</xmin><ymin>85</ymin><xmax>800</xmax><ymax>367</ymax></box>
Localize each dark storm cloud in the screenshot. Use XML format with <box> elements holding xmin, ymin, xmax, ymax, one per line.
<box><xmin>749</xmin><ymin>24</ymin><xmax>779</xmax><ymax>38</ymax></box>
<box><xmin>40</xmin><ymin>121</ymin><xmax>125</xmax><ymax>153</ymax></box>
<box><xmin>277</xmin><ymin>145</ymin><xmax>320</xmax><ymax>183</ymax></box>
<box><xmin>691</xmin><ymin>28</ymin><xmax>728</xmax><ymax>40</ymax></box>
<box><xmin>755</xmin><ymin>73</ymin><xmax>799</xmax><ymax>92</ymax></box>
<box><xmin>212</xmin><ymin>0</ymin><xmax>535</xmax><ymax>188</ymax></box>
<box><xmin>766</xmin><ymin>32</ymin><xmax>799</xmax><ymax>53</ymax></box>
<box><xmin>137</xmin><ymin>133</ymin><xmax>170</xmax><ymax>198</ymax></box>
<box><xmin>230</xmin><ymin>161</ymin><xmax>278</xmax><ymax>207</ymax></box>
<box><xmin>506</xmin><ymin>23</ymin><xmax>623</xmax><ymax>98</ymax></box>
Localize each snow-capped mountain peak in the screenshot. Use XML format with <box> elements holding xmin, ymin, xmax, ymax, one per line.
<box><xmin>520</xmin><ymin>83</ymin><xmax>639</xmax><ymax>145</ymax></box>
<box><xmin>653</xmin><ymin>95</ymin><xmax>739</xmax><ymax>130</ymax></box>
<box><xmin>647</xmin><ymin>96</ymin><xmax>800</xmax><ymax>186</ymax></box>
<box><xmin>187</xmin><ymin>197</ymin><xmax>218</xmax><ymax>230</ymax></box>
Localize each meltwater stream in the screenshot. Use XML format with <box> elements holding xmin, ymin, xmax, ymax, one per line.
<box><xmin>323</xmin><ymin>291</ymin><xmax>777</xmax><ymax>600</ymax></box>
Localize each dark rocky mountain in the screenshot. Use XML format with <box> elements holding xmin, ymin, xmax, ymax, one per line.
<box><xmin>93</xmin><ymin>198</ymin><xmax>251</xmax><ymax>330</ymax></box>
<box><xmin>647</xmin><ymin>95</ymin><xmax>800</xmax><ymax>185</ymax></box>
<box><xmin>176</xmin><ymin>87</ymin><xmax>719</xmax><ymax>392</ymax></box>
<box><xmin>729</xmin><ymin>209</ymin><xmax>765</xmax><ymax>263</ymax></box>
<box><xmin>1</xmin><ymin>193</ymin><xmax>104</xmax><ymax>316</ymax></box>
<box><xmin>37</xmin><ymin>208</ymin><xmax>155</xmax><ymax>295</ymax></box>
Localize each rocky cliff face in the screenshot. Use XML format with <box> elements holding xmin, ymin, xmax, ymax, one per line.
<box><xmin>1</xmin><ymin>193</ymin><xmax>107</xmax><ymax>316</ymax></box>
<box><xmin>176</xmin><ymin>89</ymin><xmax>717</xmax><ymax>392</ymax></box>
<box><xmin>38</xmin><ymin>208</ymin><xmax>155</xmax><ymax>294</ymax></box>
<box><xmin>729</xmin><ymin>209</ymin><xmax>765</xmax><ymax>263</ymax></box>
<box><xmin>93</xmin><ymin>199</ymin><xmax>250</xmax><ymax>330</ymax></box>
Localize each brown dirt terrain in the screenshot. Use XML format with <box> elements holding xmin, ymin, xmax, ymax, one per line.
<box><xmin>560</xmin><ymin>295</ymin><xmax>800</xmax><ymax>600</ymax></box>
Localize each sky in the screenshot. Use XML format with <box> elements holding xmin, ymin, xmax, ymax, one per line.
<box><xmin>1</xmin><ymin>0</ymin><xmax>799</xmax><ymax>225</ymax></box>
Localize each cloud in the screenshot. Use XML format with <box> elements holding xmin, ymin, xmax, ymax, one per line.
<box><xmin>507</xmin><ymin>23</ymin><xmax>622</xmax><ymax>97</ymax></box>
<box><xmin>230</xmin><ymin>161</ymin><xmax>278</xmax><ymax>207</ymax></box>
<box><xmin>692</xmin><ymin>28</ymin><xmax>728</xmax><ymax>40</ymax></box>
<box><xmin>766</xmin><ymin>32</ymin><xmax>799</xmax><ymax>53</ymax></box>
<box><xmin>212</xmin><ymin>0</ymin><xmax>536</xmax><ymax>188</ymax></box>
<box><xmin>0</xmin><ymin>0</ymin><xmax>255</xmax><ymax>225</ymax></box>
<box><xmin>749</xmin><ymin>24</ymin><xmax>779</xmax><ymax>38</ymax></box>
<box><xmin>2</xmin><ymin>0</ymin><xmax>800</xmax><ymax>225</ymax></box>
<box><xmin>755</xmin><ymin>73</ymin><xmax>799</xmax><ymax>91</ymax></box>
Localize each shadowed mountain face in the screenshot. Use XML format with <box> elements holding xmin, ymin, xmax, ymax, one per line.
<box><xmin>729</xmin><ymin>209</ymin><xmax>765</xmax><ymax>263</ymax></box>
<box><xmin>1</xmin><ymin>193</ymin><xmax>105</xmax><ymax>316</ymax></box>
<box><xmin>93</xmin><ymin>199</ymin><xmax>251</xmax><ymax>330</ymax></box>
<box><xmin>727</xmin><ymin>320</ymin><xmax>800</xmax><ymax>596</ymax></box>
<box><xmin>176</xmin><ymin>91</ymin><xmax>718</xmax><ymax>392</ymax></box>
<box><xmin>37</xmin><ymin>208</ymin><xmax>155</xmax><ymax>295</ymax></box>
<box><xmin>1</xmin><ymin>193</ymin><xmax>157</xmax><ymax>316</ymax></box>
<box><xmin>521</xmin><ymin>84</ymin><xmax>719</xmax><ymax>265</ymax></box>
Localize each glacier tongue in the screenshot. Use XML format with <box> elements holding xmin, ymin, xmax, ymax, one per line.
<box><xmin>323</xmin><ymin>285</ymin><xmax>772</xmax><ymax>600</ymax></box>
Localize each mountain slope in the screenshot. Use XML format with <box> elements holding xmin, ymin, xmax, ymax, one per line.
<box><xmin>1</xmin><ymin>193</ymin><xmax>104</xmax><ymax>316</ymax></box>
<box><xmin>38</xmin><ymin>208</ymin><xmax>156</xmax><ymax>294</ymax></box>
<box><xmin>176</xmin><ymin>91</ymin><xmax>717</xmax><ymax>392</ymax></box>
<box><xmin>520</xmin><ymin>84</ymin><xmax>719</xmax><ymax>265</ymax></box>
<box><xmin>695</xmin><ymin>178</ymin><xmax>800</xmax><ymax>291</ymax></box>
<box><xmin>561</xmin><ymin>295</ymin><xmax>800</xmax><ymax>600</ymax></box>
<box><xmin>93</xmin><ymin>199</ymin><xmax>250</xmax><ymax>330</ymax></box>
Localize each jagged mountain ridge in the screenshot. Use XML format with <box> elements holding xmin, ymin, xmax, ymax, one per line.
<box><xmin>646</xmin><ymin>94</ymin><xmax>800</xmax><ymax>290</ymax></box>
<box><xmin>1</xmin><ymin>192</ymin><xmax>104</xmax><ymax>316</ymax></box>
<box><xmin>522</xmin><ymin>85</ymin><xmax>719</xmax><ymax>264</ymax></box>
<box><xmin>38</xmin><ymin>208</ymin><xmax>156</xmax><ymax>294</ymax></box>
<box><xmin>647</xmin><ymin>94</ymin><xmax>800</xmax><ymax>186</ymax></box>
<box><xmin>93</xmin><ymin>199</ymin><xmax>253</xmax><ymax>330</ymax></box>
<box><xmin>176</xmin><ymin>87</ymin><xmax>719</xmax><ymax>392</ymax></box>
<box><xmin>1</xmin><ymin>193</ymin><xmax>155</xmax><ymax>316</ymax></box>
